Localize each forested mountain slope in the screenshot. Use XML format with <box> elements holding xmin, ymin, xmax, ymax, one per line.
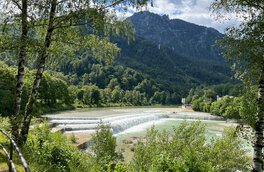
<box><xmin>110</xmin><ymin>12</ymin><xmax>233</xmax><ymax>97</ymax></box>
<box><xmin>115</xmin><ymin>37</ymin><xmax>231</xmax><ymax>91</ymax></box>
<box><xmin>49</xmin><ymin>11</ymin><xmax>233</xmax><ymax>101</ymax></box>
<box><xmin>1</xmin><ymin>12</ymin><xmax>234</xmax><ymax>106</ymax></box>
<box><xmin>127</xmin><ymin>11</ymin><xmax>223</xmax><ymax>61</ymax></box>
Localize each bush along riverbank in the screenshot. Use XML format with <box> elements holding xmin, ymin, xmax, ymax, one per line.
<box><xmin>185</xmin><ymin>85</ymin><xmax>257</xmax><ymax>126</ymax></box>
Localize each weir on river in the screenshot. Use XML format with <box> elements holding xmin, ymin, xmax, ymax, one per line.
<box><xmin>44</xmin><ymin>108</ymin><xmax>254</xmax><ymax>153</ymax></box>
<box><xmin>49</xmin><ymin>113</ymin><xmax>167</xmax><ymax>134</ymax></box>
<box><xmin>45</xmin><ymin>108</ymin><xmax>225</xmax><ymax>136</ymax></box>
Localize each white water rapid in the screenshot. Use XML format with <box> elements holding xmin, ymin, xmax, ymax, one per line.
<box><xmin>47</xmin><ymin>110</ymin><xmax>170</xmax><ymax>134</ymax></box>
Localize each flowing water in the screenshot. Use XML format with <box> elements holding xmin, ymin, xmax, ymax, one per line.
<box><xmin>44</xmin><ymin>107</ymin><xmax>252</xmax><ymax>156</ymax></box>
<box><xmin>45</xmin><ymin>107</ymin><xmax>225</xmax><ymax>134</ymax></box>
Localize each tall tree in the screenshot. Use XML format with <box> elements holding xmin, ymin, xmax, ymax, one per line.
<box><xmin>0</xmin><ymin>0</ymin><xmax>30</xmax><ymax>141</ymax></box>
<box><xmin>211</xmin><ymin>1</ymin><xmax>264</xmax><ymax>171</ymax></box>
<box><xmin>20</xmin><ymin>0</ymin><xmax>58</xmax><ymax>144</ymax></box>
<box><xmin>18</xmin><ymin>0</ymin><xmax>152</xmax><ymax>144</ymax></box>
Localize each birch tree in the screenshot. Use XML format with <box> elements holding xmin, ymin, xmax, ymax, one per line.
<box><xmin>211</xmin><ymin>1</ymin><xmax>264</xmax><ymax>171</ymax></box>
<box><xmin>1</xmin><ymin>0</ymin><xmax>152</xmax><ymax>144</ymax></box>
<box><xmin>0</xmin><ymin>0</ymin><xmax>30</xmax><ymax>141</ymax></box>
<box><xmin>17</xmin><ymin>0</ymin><xmax>151</xmax><ymax>144</ymax></box>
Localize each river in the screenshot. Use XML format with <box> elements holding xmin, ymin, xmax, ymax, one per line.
<box><xmin>44</xmin><ymin>106</ymin><xmax>252</xmax><ymax>161</ymax></box>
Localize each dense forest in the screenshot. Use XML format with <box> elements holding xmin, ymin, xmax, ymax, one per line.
<box><xmin>1</xmin><ymin>60</ymin><xmax>181</xmax><ymax>117</ymax></box>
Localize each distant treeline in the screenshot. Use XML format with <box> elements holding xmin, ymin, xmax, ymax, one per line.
<box><xmin>186</xmin><ymin>84</ymin><xmax>257</xmax><ymax>123</ymax></box>
<box><xmin>0</xmin><ymin>61</ymin><xmax>179</xmax><ymax>116</ymax></box>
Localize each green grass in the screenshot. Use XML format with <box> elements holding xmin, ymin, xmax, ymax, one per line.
<box><xmin>0</xmin><ymin>133</ymin><xmax>12</xmax><ymax>171</ymax></box>
<box><xmin>0</xmin><ymin>149</ymin><xmax>9</xmax><ymax>172</ymax></box>
<box><xmin>0</xmin><ymin>133</ymin><xmax>26</xmax><ymax>172</ymax></box>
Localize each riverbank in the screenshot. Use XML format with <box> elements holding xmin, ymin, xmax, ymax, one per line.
<box><xmin>42</xmin><ymin>104</ymin><xmax>181</xmax><ymax>115</ymax></box>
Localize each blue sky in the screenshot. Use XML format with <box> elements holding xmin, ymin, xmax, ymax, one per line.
<box><xmin>116</xmin><ymin>0</ymin><xmax>241</xmax><ymax>33</ymax></box>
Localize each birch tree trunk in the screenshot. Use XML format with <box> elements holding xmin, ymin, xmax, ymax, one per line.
<box><xmin>11</xmin><ymin>0</ymin><xmax>28</xmax><ymax>142</ymax></box>
<box><xmin>19</xmin><ymin>0</ymin><xmax>57</xmax><ymax>145</ymax></box>
<box><xmin>253</xmin><ymin>63</ymin><xmax>264</xmax><ymax>172</ymax></box>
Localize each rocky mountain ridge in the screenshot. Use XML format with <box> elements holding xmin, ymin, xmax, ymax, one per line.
<box><xmin>127</xmin><ymin>11</ymin><xmax>223</xmax><ymax>61</ymax></box>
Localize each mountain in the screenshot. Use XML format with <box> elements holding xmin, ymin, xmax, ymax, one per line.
<box><xmin>127</xmin><ymin>11</ymin><xmax>223</xmax><ymax>61</ymax></box>
<box><xmin>58</xmin><ymin>11</ymin><xmax>233</xmax><ymax>101</ymax></box>
<box><xmin>109</xmin><ymin>11</ymin><xmax>233</xmax><ymax>98</ymax></box>
<box><xmin>0</xmin><ymin>11</ymin><xmax>232</xmax><ymax>104</ymax></box>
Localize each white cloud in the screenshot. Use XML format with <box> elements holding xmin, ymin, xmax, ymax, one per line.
<box><xmin>115</xmin><ymin>9</ymin><xmax>134</xmax><ymax>20</ymax></box>
<box><xmin>148</xmin><ymin>0</ymin><xmax>178</xmax><ymax>15</ymax></box>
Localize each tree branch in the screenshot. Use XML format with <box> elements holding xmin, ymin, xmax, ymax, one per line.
<box><xmin>102</xmin><ymin>0</ymin><xmax>126</xmax><ymax>9</ymax></box>
<box><xmin>11</xmin><ymin>0</ymin><xmax>22</xmax><ymax>11</ymax></box>
<box><xmin>243</xmin><ymin>0</ymin><xmax>264</xmax><ymax>11</ymax></box>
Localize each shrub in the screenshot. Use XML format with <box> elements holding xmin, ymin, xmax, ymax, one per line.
<box><xmin>130</xmin><ymin>121</ymin><xmax>251</xmax><ymax>172</ymax></box>
<box><xmin>0</xmin><ymin>116</ymin><xmax>10</xmax><ymax>131</ymax></box>
<box><xmin>69</xmin><ymin>133</ymin><xmax>77</xmax><ymax>144</ymax></box>
<box><xmin>91</xmin><ymin>122</ymin><xmax>125</xmax><ymax>171</ymax></box>
<box><xmin>23</xmin><ymin>121</ymin><xmax>94</xmax><ymax>172</ymax></box>
<box><xmin>91</xmin><ymin>123</ymin><xmax>117</xmax><ymax>163</ymax></box>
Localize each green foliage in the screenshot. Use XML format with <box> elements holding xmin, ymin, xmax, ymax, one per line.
<box><xmin>69</xmin><ymin>133</ymin><xmax>77</xmax><ymax>144</ymax></box>
<box><xmin>0</xmin><ymin>62</ymin><xmax>34</xmax><ymax>116</ymax></box>
<box><xmin>113</xmin><ymin>162</ymin><xmax>129</xmax><ymax>172</ymax></box>
<box><xmin>130</xmin><ymin>121</ymin><xmax>250</xmax><ymax>172</ymax></box>
<box><xmin>209</xmin><ymin>129</ymin><xmax>251</xmax><ymax>171</ymax></box>
<box><xmin>222</xmin><ymin>97</ymin><xmax>241</xmax><ymax>119</ymax></box>
<box><xmin>0</xmin><ymin>61</ymin><xmax>160</xmax><ymax>116</ymax></box>
<box><xmin>0</xmin><ymin>58</ymin><xmax>183</xmax><ymax>113</ymax></box>
<box><xmin>107</xmin><ymin>78</ymin><xmax>120</xmax><ymax>90</ymax></box>
<box><xmin>211</xmin><ymin>97</ymin><xmax>233</xmax><ymax>116</ymax></box>
<box><xmin>1</xmin><ymin>116</ymin><xmax>251</xmax><ymax>172</ymax></box>
<box><xmin>192</xmin><ymin>95</ymin><xmax>242</xmax><ymax>119</ymax></box>
<box><xmin>25</xmin><ymin>122</ymin><xmax>72</xmax><ymax>171</ymax></box>
<box><xmin>134</xmin><ymin>79</ymin><xmax>155</xmax><ymax>97</ymax></box>
<box><xmin>151</xmin><ymin>91</ymin><xmax>167</xmax><ymax>105</ymax></box>
<box><xmin>0</xmin><ymin>116</ymin><xmax>10</xmax><ymax>131</ymax></box>
<box><xmin>190</xmin><ymin>88</ymin><xmax>217</xmax><ymax>113</ymax></box>
<box><xmin>238</xmin><ymin>86</ymin><xmax>258</xmax><ymax>128</ymax></box>
<box><xmin>210</xmin><ymin>99</ymin><xmax>225</xmax><ymax>116</ymax></box>
<box><xmin>111</xmin><ymin>87</ymin><xmax>124</xmax><ymax>103</ymax></box>
<box><xmin>124</xmin><ymin>90</ymin><xmax>149</xmax><ymax>106</ymax></box>
<box><xmin>211</xmin><ymin>0</ymin><xmax>264</xmax><ymax>85</ymax></box>
<box><xmin>24</xmin><ymin>120</ymin><xmax>94</xmax><ymax>172</ymax></box>
<box><xmin>188</xmin><ymin>83</ymin><xmax>257</xmax><ymax>123</ymax></box>
<box><xmin>79</xmin><ymin>85</ymin><xmax>102</xmax><ymax>106</ymax></box>
<box><xmin>91</xmin><ymin>123</ymin><xmax>125</xmax><ymax>172</ymax></box>
<box><xmin>91</xmin><ymin>123</ymin><xmax>117</xmax><ymax>163</ymax></box>
<box><xmin>52</xmin><ymin>57</ymin><xmax>178</xmax><ymax>106</ymax></box>
<box><xmin>186</xmin><ymin>83</ymin><xmax>242</xmax><ymax>104</ymax></box>
<box><xmin>211</xmin><ymin>0</ymin><xmax>264</xmax><ymax>128</ymax></box>
<box><xmin>187</xmin><ymin>84</ymin><xmax>246</xmax><ymax>119</ymax></box>
<box><xmin>0</xmin><ymin>62</ymin><xmax>75</xmax><ymax>116</ymax></box>
<box><xmin>38</xmin><ymin>73</ymin><xmax>71</xmax><ymax>105</ymax></box>
<box><xmin>0</xmin><ymin>62</ymin><xmax>16</xmax><ymax>116</ymax></box>
<box><xmin>114</xmin><ymin>34</ymin><xmax>233</xmax><ymax>99</ymax></box>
